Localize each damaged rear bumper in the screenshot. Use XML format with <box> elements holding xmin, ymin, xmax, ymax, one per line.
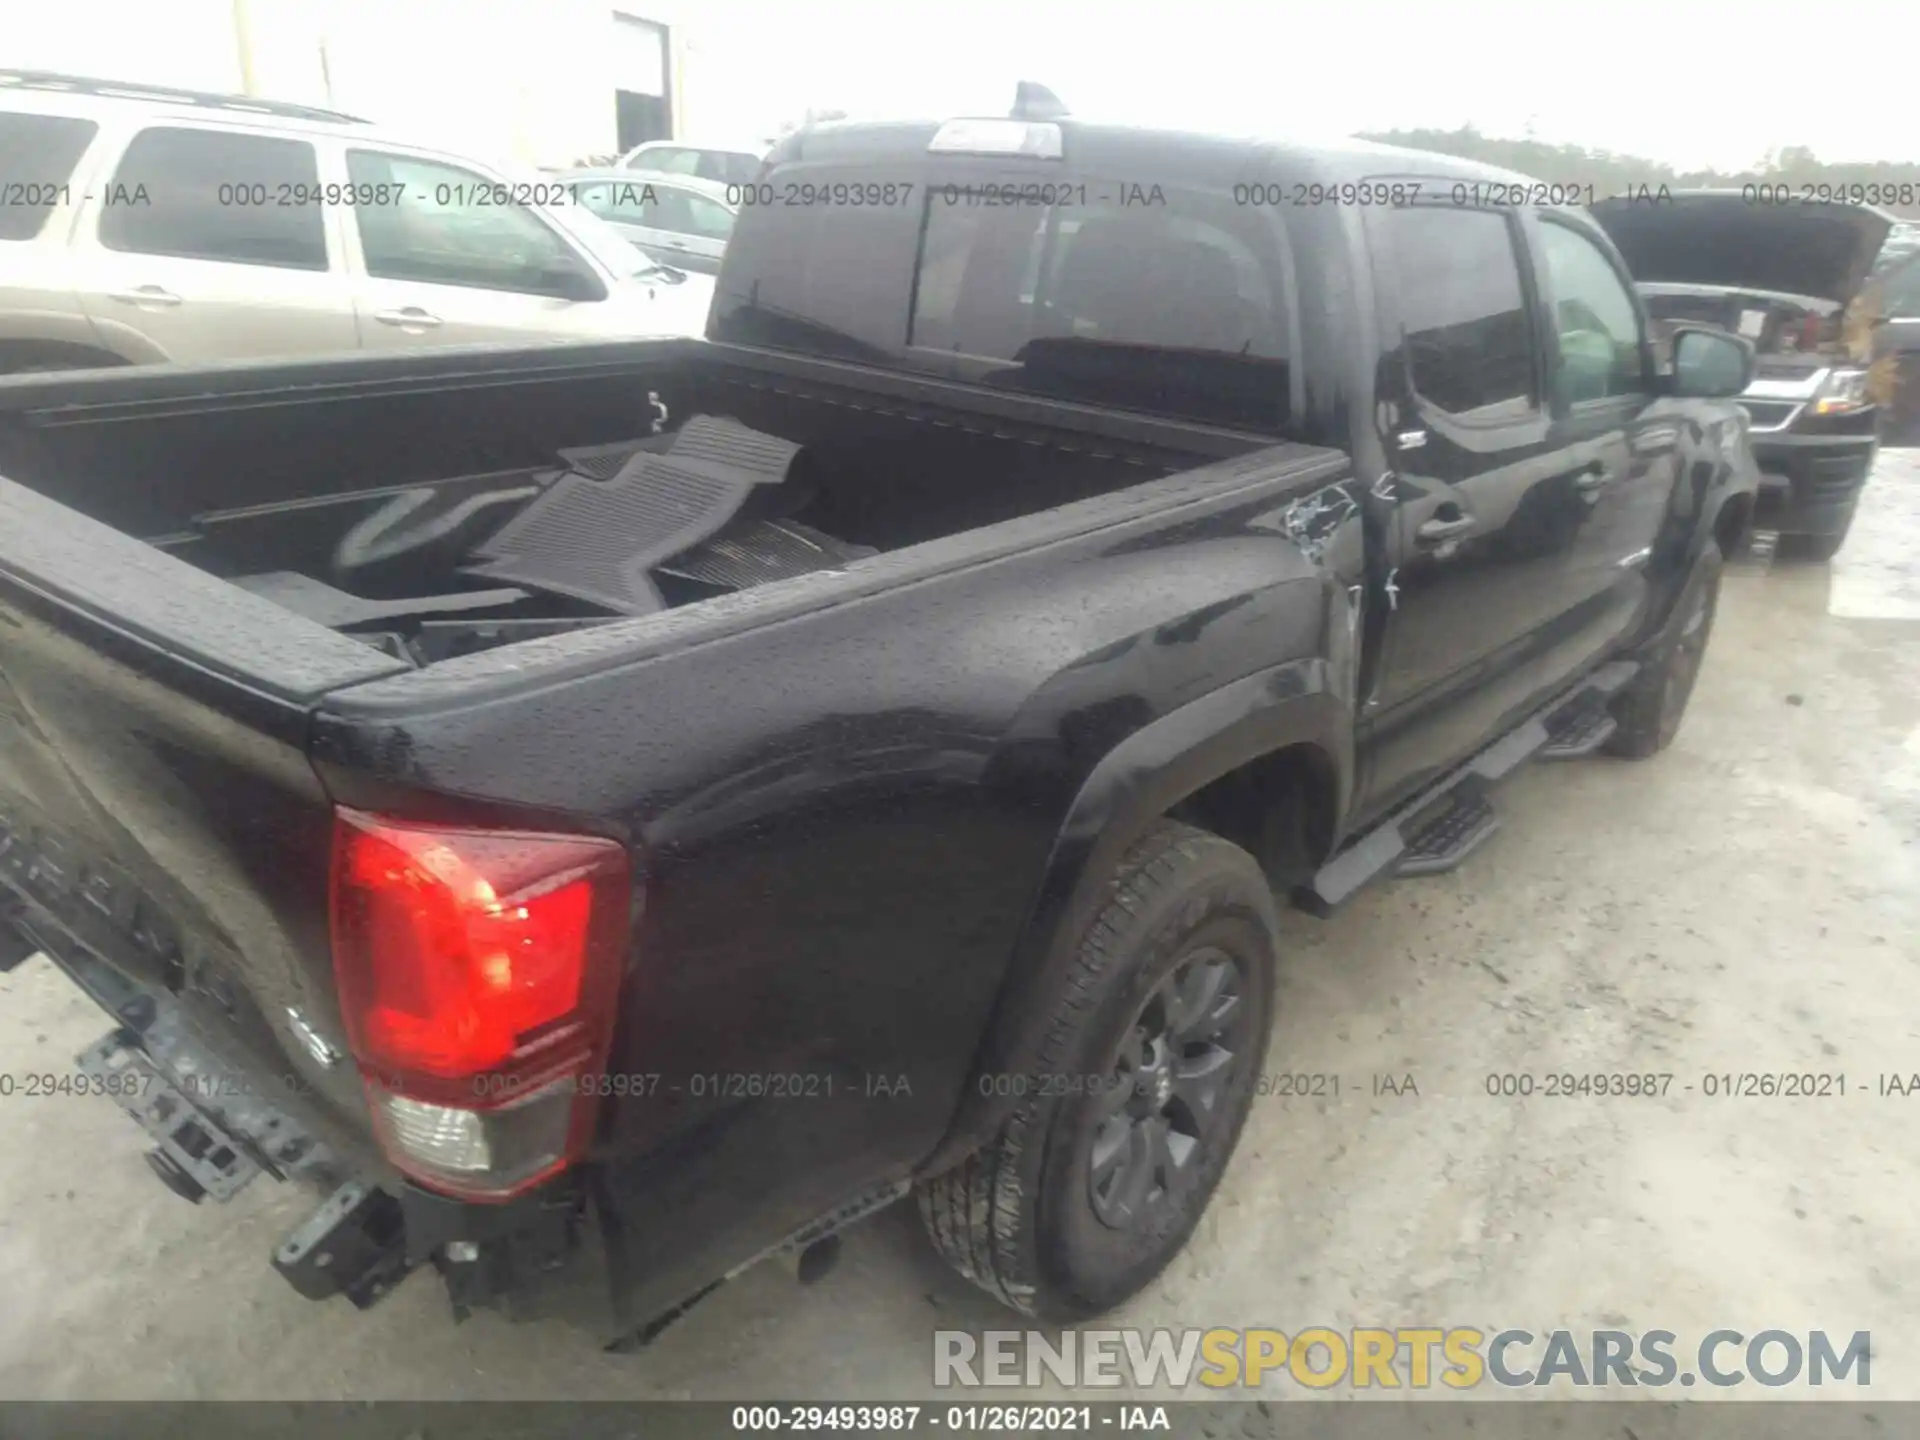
<box><xmin>14</xmin><ymin>923</ymin><xmax>619</xmax><ymax>1334</ymax></box>
<box><xmin>10</xmin><ymin>912</ymin><xmax>904</xmax><ymax>1349</ymax></box>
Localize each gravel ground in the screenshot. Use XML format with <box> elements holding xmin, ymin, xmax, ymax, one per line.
<box><xmin>0</xmin><ymin>453</ymin><xmax>1915</xmax><ymax>1403</ymax></box>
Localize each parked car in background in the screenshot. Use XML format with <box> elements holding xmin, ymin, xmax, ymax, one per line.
<box><xmin>0</xmin><ymin>70</ymin><xmax>713</xmax><ymax>373</ymax></box>
<box><xmin>1866</xmin><ymin>243</ymin><xmax>1920</xmax><ymax>439</ymax></box>
<box><xmin>1590</xmin><ymin>191</ymin><xmax>1891</xmax><ymax>559</ymax></box>
<box><xmin>1876</xmin><ymin>219</ymin><xmax>1920</xmax><ymax>271</ymax></box>
<box><xmin>557</xmin><ymin>170</ymin><xmax>735</xmax><ymax>276</ymax></box>
<box><xmin>616</xmin><ymin>139</ymin><xmax>764</xmax><ymax>186</ymax></box>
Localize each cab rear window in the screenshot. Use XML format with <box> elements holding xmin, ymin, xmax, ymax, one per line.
<box><xmin>0</xmin><ymin>113</ymin><xmax>99</xmax><ymax>240</ymax></box>
<box><xmin>713</xmin><ymin>169</ymin><xmax>1294</xmax><ymax>434</ymax></box>
<box><xmin>907</xmin><ymin>182</ymin><xmax>1291</xmax><ymax>430</ymax></box>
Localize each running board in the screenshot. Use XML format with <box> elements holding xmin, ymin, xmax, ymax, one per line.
<box><xmin>1395</xmin><ymin>785</ymin><xmax>1499</xmax><ymax>876</ymax></box>
<box><xmin>1539</xmin><ymin>691</ymin><xmax>1618</xmax><ymax>760</ymax></box>
<box><xmin>1293</xmin><ymin>661</ymin><xmax>1637</xmax><ymax>915</ymax></box>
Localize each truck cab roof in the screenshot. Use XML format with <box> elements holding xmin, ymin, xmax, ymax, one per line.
<box><xmin>719</xmin><ymin>111</ymin><xmax>1552</xmax><ymax>441</ymax></box>
<box><xmin>769</xmin><ymin>113</ymin><xmax>1544</xmax><ymax>192</ymax></box>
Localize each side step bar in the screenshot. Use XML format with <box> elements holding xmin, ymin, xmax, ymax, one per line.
<box><xmin>1294</xmin><ymin>661</ymin><xmax>1637</xmax><ymax>916</ymax></box>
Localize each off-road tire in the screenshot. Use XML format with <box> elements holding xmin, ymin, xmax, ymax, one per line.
<box><xmin>1604</xmin><ymin>542</ymin><xmax>1724</xmax><ymax>759</ymax></box>
<box><xmin>916</xmin><ymin>820</ymin><xmax>1278</xmax><ymax>1319</ymax></box>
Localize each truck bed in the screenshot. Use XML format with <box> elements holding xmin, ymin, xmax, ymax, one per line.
<box><xmin>0</xmin><ymin>340</ymin><xmax>1267</xmax><ymax>667</ymax></box>
<box><xmin>0</xmin><ymin>339</ymin><xmax>1353</xmax><ymax>1329</ymax></box>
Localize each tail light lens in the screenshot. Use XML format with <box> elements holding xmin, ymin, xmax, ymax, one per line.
<box><xmin>330</xmin><ymin>807</ymin><xmax>630</xmax><ymax>1201</ymax></box>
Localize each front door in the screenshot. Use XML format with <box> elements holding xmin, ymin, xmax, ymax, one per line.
<box><xmin>341</xmin><ymin>148</ymin><xmax>615</xmax><ymax>351</ymax></box>
<box><xmin>1527</xmin><ymin>212</ymin><xmax>1678</xmax><ymax>653</ymax></box>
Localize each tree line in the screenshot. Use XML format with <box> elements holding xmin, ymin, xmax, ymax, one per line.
<box><xmin>1359</xmin><ymin>127</ymin><xmax>1920</xmax><ymax>217</ymax></box>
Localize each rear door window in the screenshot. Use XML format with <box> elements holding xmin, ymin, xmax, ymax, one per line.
<box><xmin>0</xmin><ymin>112</ymin><xmax>99</xmax><ymax>240</ymax></box>
<box><xmin>98</xmin><ymin>127</ymin><xmax>327</xmax><ymax>269</ymax></box>
<box><xmin>1376</xmin><ymin>206</ymin><xmax>1537</xmax><ymax>420</ymax></box>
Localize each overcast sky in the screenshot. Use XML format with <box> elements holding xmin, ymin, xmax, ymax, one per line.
<box><xmin>15</xmin><ymin>0</ymin><xmax>1917</xmax><ymax>171</ymax></box>
<box><xmin>686</xmin><ymin>0</ymin><xmax>1917</xmax><ymax>170</ymax></box>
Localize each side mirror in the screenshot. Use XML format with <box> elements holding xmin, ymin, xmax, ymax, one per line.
<box><xmin>540</xmin><ymin>255</ymin><xmax>607</xmax><ymax>304</ymax></box>
<box><xmin>637</xmin><ymin>263</ymin><xmax>688</xmax><ymax>286</ymax></box>
<box><xmin>1669</xmin><ymin>325</ymin><xmax>1754</xmax><ymax>399</ymax></box>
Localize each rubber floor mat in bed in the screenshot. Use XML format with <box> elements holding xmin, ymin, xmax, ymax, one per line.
<box><xmin>466</xmin><ymin>416</ymin><xmax>802</xmax><ymax>614</ymax></box>
<box><xmin>656</xmin><ymin>518</ymin><xmax>877</xmax><ymax>590</ymax></box>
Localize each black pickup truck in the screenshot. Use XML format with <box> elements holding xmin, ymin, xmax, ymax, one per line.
<box><xmin>0</xmin><ymin>108</ymin><xmax>1759</xmax><ymax>1344</ymax></box>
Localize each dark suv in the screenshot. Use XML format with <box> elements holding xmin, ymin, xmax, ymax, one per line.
<box><xmin>1592</xmin><ymin>191</ymin><xmax>1891</xmax><ymax>559</ymax></box>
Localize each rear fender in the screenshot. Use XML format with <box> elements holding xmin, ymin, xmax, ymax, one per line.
<box><xmin>922</xmin><ymin>659</ymin><xmax>1350</xmax><ymax>1172</ymax></box>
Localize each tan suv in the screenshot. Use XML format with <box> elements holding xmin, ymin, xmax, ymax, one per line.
<box><xmin>0</xmin><ymin>71</ymin><xmax>715</xmax><ymax>374</ymax></box>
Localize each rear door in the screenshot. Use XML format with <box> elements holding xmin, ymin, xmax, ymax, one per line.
<box><xmin>0</xmin><ymin>109</ymin><xmax>107</xmax><ymax>362</ymax></box>
<box><xmin>1360</xmin><ymin>201</ymin><xmax>1607</xmax><ymax>809</ymax></box>
<box><xmin>69</xmin><ymin>125</ymin><xmax>360</xmax><ymax>362</ymax></box>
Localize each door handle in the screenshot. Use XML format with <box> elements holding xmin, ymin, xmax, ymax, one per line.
<box><xmin>1574</xmin><ymin>463</ymin><xmax>1613</xmax><ymax>494</ymax></box>
<box><xmin>106</xmin><ymin>286</ymin><xmax>182</xmax><ymax>307</ymax></box>
<box><xmin>373</xmin><ymin>307</ymin><xmax>443</xmax><ymax>329</ymax></box>
<box><xmin>1415</xmin><ymin>512</ymin><xmax>1476</xmax><ymax>545</ymax></box>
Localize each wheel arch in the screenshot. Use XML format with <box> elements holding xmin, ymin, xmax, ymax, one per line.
<box><xmin>1711</xmin><ymin>489</ymin><xmax>1755</xmax><ymax>560</ymax></box>
<box><xmin>920</xmin><ymin>659</ymin><xmax>1350</xmax><ymax>1175</ymax></box>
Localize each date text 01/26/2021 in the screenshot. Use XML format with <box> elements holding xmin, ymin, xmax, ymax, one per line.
<box><xmin>729</xmin><ymin>1405</ymin><xmax>1170</xmax><ymax>1433</ymax></box>
<box><xmin>1484</xmin><ymin>1072</ymin><xmax>1920</xmax><ymax>1098</ymax></box>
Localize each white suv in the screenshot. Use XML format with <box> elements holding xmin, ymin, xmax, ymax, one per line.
<box><xmin>616</xmin><ymin>140</ymin><xmax>765</xmax><ymax>186</ymax></box>
<box><xmin>0</xmin><ymin>71</ymin><xmax>715</xmax><ymax>374</ymax></box>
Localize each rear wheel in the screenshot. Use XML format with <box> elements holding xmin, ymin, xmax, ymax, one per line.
<box><xmin>1604</xmin><ymin>542</ymin><xmax>1723</xmax><ymax>759</ymax></box>
<box><xmin>917</xmin><ymin>821</ymin><xmax>1277</xmax><ymax>1319</ymax></box>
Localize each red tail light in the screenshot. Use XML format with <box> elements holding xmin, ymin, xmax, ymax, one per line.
<box><xmin>330</xmin><ymin>808</ymin><xmax>630</xmax><ymax>1200</ymax></box>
